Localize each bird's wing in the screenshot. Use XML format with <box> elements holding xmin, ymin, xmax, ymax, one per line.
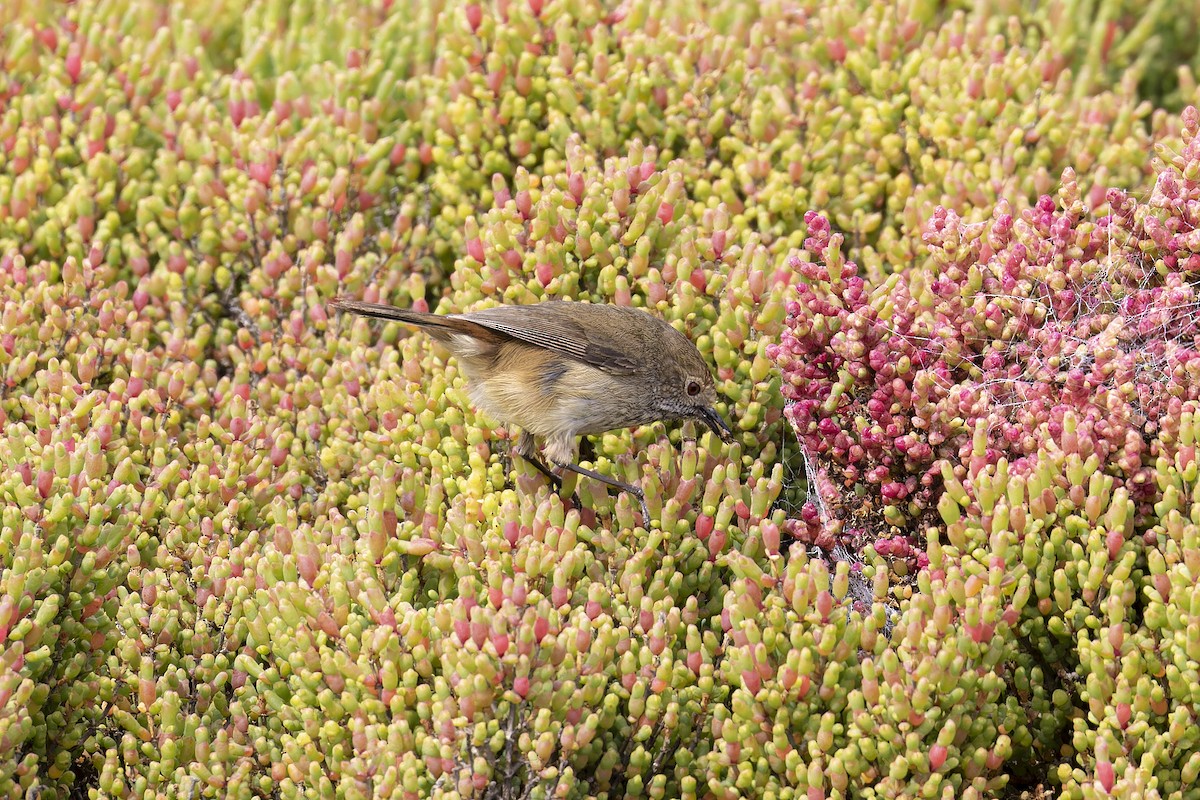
<box><xmin>454</xmin><ymin>303</ymin><xmax>643</xmax><ymax>374</ymax></box>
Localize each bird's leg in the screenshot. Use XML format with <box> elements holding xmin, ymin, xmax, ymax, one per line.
<box><xmin>513</xmin><ymin>431</ymin><xmax>586</xmax><ymax>510</ymax></box>
<box><xmin>498</xmin><ymin>442</ymin><xmax>513</xmax><ymax>490</ymax></box>
<box><xmin>554</xmin><ymin>460</ymin><xmax>650</xmax><ymax>527</ymax></box>
<box><xmin>519</xmin><ymin>452</ymin><xmax>562</xmax><ymax>488</ymax></box>
<box><xmin>513</xmin><ymin>430</ymin><xmax>561</xmax><ymax>488</ymax></box>
<box><xmin>578</xmin><ymin>435</ymin><xmax>597</xmax><ymax>465</ymax></box>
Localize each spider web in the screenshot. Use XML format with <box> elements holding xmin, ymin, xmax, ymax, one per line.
<box><xmin>772</xmin><ymin>416</ymin><xmax>893</xmax><ymax>626</ymax></box>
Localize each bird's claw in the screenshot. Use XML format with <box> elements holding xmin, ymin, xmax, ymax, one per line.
<box><xmin>631</xmin><ymin>488</ymin><xmax>650</xmax><ymax>529</ymax></box>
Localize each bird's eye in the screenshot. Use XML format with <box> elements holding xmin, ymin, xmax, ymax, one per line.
<box><xmin>686</xmin><ymin>380</ymin><xmax>702</xmax><ymax>397</ymax></box>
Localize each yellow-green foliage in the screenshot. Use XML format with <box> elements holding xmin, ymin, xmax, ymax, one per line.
<box><xmin>0</xmin><ymin>0</ymin><xmax>1196</xmax><ymax>798</ymax></box>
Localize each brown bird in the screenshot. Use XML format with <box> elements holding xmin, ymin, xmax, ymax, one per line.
<box><xmin>331</xmin><ymin>298</ymin><xmax>734</xmax><ymax>523</ymax></box>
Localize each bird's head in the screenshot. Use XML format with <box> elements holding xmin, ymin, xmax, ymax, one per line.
<box><xmin>652</xmin><ymin>325</ymin><xmax>735</xmax><ymax>443</ymax></box>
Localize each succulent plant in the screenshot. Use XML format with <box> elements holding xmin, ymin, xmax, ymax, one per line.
<box><xmin>1</xmin><ymin>0</ymin><xmax>1199</xmax><ymax>798</ymax></box>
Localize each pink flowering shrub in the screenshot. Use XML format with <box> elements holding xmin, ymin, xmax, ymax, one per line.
<box><xmin>770</xmin><ymin>108</ymin><xmax>1200</xmax><ymax>798</ymax></box>
<box><xmin>770</xmin><ymin>125</ymin><xmax>1200</xmax><ymax>557</ymax></box>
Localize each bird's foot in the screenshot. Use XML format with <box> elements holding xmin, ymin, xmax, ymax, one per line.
<box><xmin>631</xmin><ymin>488</ymin><xmax>650</xmax><ymax>530</ymax></box>
<box><xmin>555</xmin><ymin>460</ymin><xmax>652</xmax><ymax>529</ymax></box>
<box><xmin>515</xmin><ymin>450</ymin><xmax>562</xmax><ymax>489</ymax></box>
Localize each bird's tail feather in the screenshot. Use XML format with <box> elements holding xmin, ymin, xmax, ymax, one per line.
<box><xmin>330</xmin><ymin>298</ymin><xmax>492</xmax><ymax>340</ymax></box>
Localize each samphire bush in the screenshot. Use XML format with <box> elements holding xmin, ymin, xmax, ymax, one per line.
<box><xmin>770</xmin><ymin>111</ymin><xmax>1200</xmax><ymax>798</ymax></box>
<box><xmin>0</xmin><ymin>0</ymin><xmax>1197</xmax><ymax>798</ymax></box>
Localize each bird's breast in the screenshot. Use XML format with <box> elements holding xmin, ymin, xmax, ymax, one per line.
<box><xmin>461</xmin><ymin>349</ymin><xmax>655</xmax><ymax>438</ymax></box>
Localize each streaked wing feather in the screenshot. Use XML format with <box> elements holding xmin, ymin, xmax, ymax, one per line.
<box><xmin>455</xmin><ymin>305</ymin><xmax>641</xmax><ymax>373</ymax></box>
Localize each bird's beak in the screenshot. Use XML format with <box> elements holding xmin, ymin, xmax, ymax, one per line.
<box><xmin>698</xmin><ymin>406</ymin><xmax>735</xmax><ymax>443</ymax></box>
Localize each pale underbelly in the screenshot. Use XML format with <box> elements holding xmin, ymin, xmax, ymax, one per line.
<box><xmin>467</xmin><ymin>372</ymin><xmax>654</xmax><ymax>438</ymax></box>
